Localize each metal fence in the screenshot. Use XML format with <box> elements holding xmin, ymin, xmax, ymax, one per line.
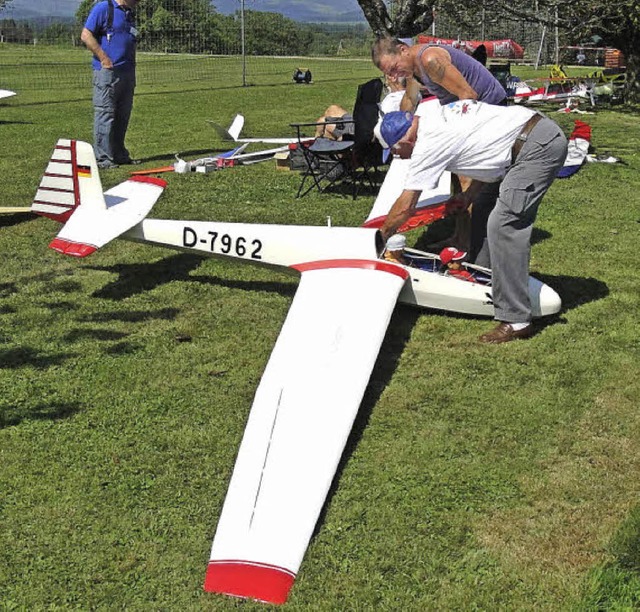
<box><xmin>0</xmin><ymin>0</ymin><xmax>569</xmax><ymax>98</ymax></box>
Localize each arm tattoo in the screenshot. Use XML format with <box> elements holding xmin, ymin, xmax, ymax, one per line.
<box><xmin>427</xmin><ymin>56</ymin><xmax>447</xmax><ymax>82</ymax></box>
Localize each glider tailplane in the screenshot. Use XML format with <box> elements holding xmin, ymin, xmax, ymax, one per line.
<box><xmin>35</xmin><ymin>139</ymin><xmax>167</xmax><ymax>258</ymax></box>
<box><xmin>32</xmin><ymin>139</ymin><xmax>105</xmax><ymax>223</ymax></box>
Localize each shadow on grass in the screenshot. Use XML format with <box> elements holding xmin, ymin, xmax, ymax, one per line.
<box><xmin>531</xmin><ymin>227</ymin><xmax>552</xmax><ymax>245</ymax></box>
<box><xmin>43</xmin><ymin>300</ymin><xmax>79</xmax><ymax>312</ymax></box>
<box><xmin>0</xmin><ymin>282</ymin><xmax>18</xmax><ymax>298</ymax></box>
<box><xmin>88</xmin><ymin>253</ymin><xmax>296</xmax><ymax>300</ymax></box>
<box><xmin>64</xmin><ymin>328</ymin><xmax>130</xmax><ymax>342</ymax></box>
<box><xmin>0</xmin><ymin>120</ymin><xmax>33</xmax><ymax>126</ymax></box>
<box><xmin>88</xmin><ymin>254</ymin><xmax>205</xmax><ymax>299</ymax></box>
<box><xmin>80</xmin><ymin>307</ymin><xmax>180</xmax><ymax>323</ymax></box>
<box><xmin>0</xmin><ymin>347</ymin><xmax>76</xmax><ymax>369</ymax></box>
<box><xmin>138</xmin><ymin>147</ymin><xmax>239</xmax><ymax>164</ymax></box>
<box><xmin>538</xmin><ymin>273</ymin><xmax>609</xmax><ymax>311</ymax></box>
<box><xmin>0</xmin><ymin>400</ymin><xmax>82</xmax><ymax>428</ymax></box>
<box><xmin>0</xmin><ymin>212</ymin><xmax>34</xmax><ymax>228</ymax></box>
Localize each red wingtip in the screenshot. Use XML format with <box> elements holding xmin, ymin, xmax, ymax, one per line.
<box><xmin>204</xmin><ymin>561</ymin><xmax>296</xmax><ymax>605</ymax></box>
<box><xmin>49</xmin><ymin>237</ymin><xmax>97</xmax><ymax>257</ymax></box>
<box><xmin>128</xmin><ymin>175</ymin><xmax>168</xmax><ymax>187</ymax></box>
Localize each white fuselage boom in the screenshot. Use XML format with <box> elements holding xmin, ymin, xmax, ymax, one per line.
<box><xmin>125</xmin><ymin>219</ymin><xmax>561</xmax><ymax>319</ymax></box>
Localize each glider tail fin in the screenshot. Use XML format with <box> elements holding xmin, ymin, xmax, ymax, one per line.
<box><xmin>31</xmin><ymin>139</ymin><xmax>105</xmax><ymax>222</ymax></box>
<box><xmin>227</xmin><ymin>114</ymin><xmax>245</xmax><ymax>141</ymax></box>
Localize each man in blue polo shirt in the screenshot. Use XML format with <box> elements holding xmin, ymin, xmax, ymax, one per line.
<box><xmin>81</xmin><ymin>0</ymin><xmax>140</xmax><ymax>169</ymax></box>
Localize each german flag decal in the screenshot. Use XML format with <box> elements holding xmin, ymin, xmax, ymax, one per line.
<box><xmin>77</xmin><ymin>165</ymin><xmax>91</xmax><ymax>178</ymax></box>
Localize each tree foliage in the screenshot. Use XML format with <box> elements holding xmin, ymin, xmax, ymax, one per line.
<box><xmin>0</xmin><ymin>18</ymin><xmax>32</xmax><ymax>43</ymax></box>
<box><xmin>358</xmin><ymin>0</ymin><xmax>639</xmax><ymax>101</ymax></box>
<box><xmin>76</xmin><ymin>0</ymin><xmax>317</xmax><ymax>55</ymax></box>
<box><xmin>439</xmin><ymin>0</ymin><xmax>640</xmax><ymax>101</ymax></box>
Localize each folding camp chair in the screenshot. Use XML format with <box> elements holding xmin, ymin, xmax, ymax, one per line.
<box><xmin>290</xmin><ymin>78</ymin><xmax>384</xmax><ymax>199</ymax></box>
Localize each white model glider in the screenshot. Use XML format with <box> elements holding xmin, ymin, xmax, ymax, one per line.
<box><xmin>33</xmin><ymin>140</ymin><xmax>561</xmax><ymax>605</ymax></box>
<box><xmin>513</xmin><ymin>80</ymin><xmax>594</xmax><ymax>105</ymax></box>
<box><xmin>0</xmin><ymin>89</ymin><xmax>16</xmax><ymax>100</ymax></box>
<box><xmin>208</xmin><ymin>113</ymin><xmax>308</xmax><ymax>145</ymax></box>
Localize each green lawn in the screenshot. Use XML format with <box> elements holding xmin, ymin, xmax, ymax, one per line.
<box><xmin>1</xmin><ymin>45</ymin><xmax>639</xmax><ymax>610</ymax></box>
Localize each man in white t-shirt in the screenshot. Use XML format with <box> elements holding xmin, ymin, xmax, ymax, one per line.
<box><xmin>377</xmin><ymin>101</ymin><xmax>568</xmax><ymax>343</ymax></box>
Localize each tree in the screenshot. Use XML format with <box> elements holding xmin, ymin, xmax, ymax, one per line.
<box><xmin>443</xmin><ymin>0</ymin><xmax>640</xmax><ymax>102</ymax></box>
<box><xmin>241</xmin><ymin>11</ymin><xmax>313</xmax><ymax>56</ymax></box>
<box><xmin>76</xmin><ymin>0</ymin><xmax>228</xmax><ymax>54</ymax></box>
<box><xmin>0</xmin><ymin>0</ymin><xmax>13</xmax><ymax>11</ymax></box>
<box><xmin>356</xmin><ymin>0</ymin><xmax>434</xmax><ymax>37</ymax></box>
<box><xmin>357</xmin><ymin>0</ymin><xmax>639</xmax><ymax>102</ymax></box>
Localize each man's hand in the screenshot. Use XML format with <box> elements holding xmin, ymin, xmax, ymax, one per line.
<box><xmin>81</xmin><ymin>27</ymin><xmax>112</xmax><ymax>69</ymax></box>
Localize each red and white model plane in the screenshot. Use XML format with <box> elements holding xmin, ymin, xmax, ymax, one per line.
<box><xmin>33</xmin><ymin>139</ymin><xmax>561</xmax><ymax>605</ymax></box>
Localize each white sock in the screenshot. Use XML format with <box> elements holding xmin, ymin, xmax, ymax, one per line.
<box><xmin>509</xmin><ymin>322</ymin><xmax>531</xmax><ymax>331</ymax></box>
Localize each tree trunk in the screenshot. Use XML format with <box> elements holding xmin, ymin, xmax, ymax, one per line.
<box><xmin>356</xmin><ymin>0</ymin><xmax>393</xmax><ymax>36</ymax></box>
<box><xmin>356</xmin><ymin>0</ymin><xmax>434</xmax><ymax>37</ymax></box>
<box><xmin>621</xmin><ymin>40</ymin><xmax>640</xmax><ymax>103</ymax></box>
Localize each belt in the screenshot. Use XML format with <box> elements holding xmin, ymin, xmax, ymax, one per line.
<box><xmin>511</xmin><ymin>113</ymin><xmax>543</xmax><ymax>163</ymax></box>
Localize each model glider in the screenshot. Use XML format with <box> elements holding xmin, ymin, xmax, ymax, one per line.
<box><xmin>0</xmin><ymin>89</ymin><xmax>16</xmax><ymax>100</ymax></box>
<box><xmin>33</xmin><ymin>139</ymin><xmax>561</xmax><ymax>605</ymax></box>
<box><xmin>513</xmin><ymin>78</ymin><xmax>594</xmax><ymax>106</ymax></box>
<box><xmin>208</xmin><ymin>114</ymin><xmax>310</xmax><ymax>145</ymax></box>
<box><xmin>131</xmin><ymin>144</ymin><xmax>251</xmax><ymax>176</ymax></box>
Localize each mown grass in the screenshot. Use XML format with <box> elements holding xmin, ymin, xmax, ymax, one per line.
<box><xmin>1</xmin><ymin>44</ymin><xmax>639</xmax><ymax>610</ymax></box>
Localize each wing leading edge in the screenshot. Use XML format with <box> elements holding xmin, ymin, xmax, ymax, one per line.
<box><xmin>205</xmin><ymin>259</ymin><xmax>409</xmax><ymax>604</ymax></box>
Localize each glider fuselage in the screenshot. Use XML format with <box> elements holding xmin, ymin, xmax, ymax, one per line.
<box><xmin>124</xmin><ymin>219</ymin><xmax>561</xmax><ymax>319</ymax></box>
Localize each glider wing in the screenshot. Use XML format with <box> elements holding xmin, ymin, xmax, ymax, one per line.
<box><xmin>208</xmin><ymin>114</ymin><xmax>304</xmax><ymax>144</ymax></box>
<box><xmin>363</xmin><ymin>157</ymin><xmax>452</xmax><ymax>231</ymax></box>
<box><xmin>205</xmin><ymin>259</ymin><xmax>409</xmax><ymax>605</ymax></box>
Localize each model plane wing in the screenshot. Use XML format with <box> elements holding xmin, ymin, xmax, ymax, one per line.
<box><xmin>363</xmin><ymin>157</ymin><xmax>452</xmax><ymax>230</ymax></box>
<box><xmin>208</xmin><ymin>114</ymin><xmax>305</xmax><ymax>144</ymax></box>
<box><xmin>0</xmin><ymin>89</ymin><xmax>16</xmax><ymax>100</ymax></box>
<box><xmin>205</xmin><ymin>259</ymin><xmax>409</xmax><ymax>604</ymax></box>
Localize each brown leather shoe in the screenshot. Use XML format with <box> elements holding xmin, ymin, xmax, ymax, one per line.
<box><xmin>480</xmin><ymin>322</ymin><xmax>534</xmax><ymax>344</ymax></box>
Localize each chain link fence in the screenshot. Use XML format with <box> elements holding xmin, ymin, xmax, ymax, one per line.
<box><xmin>0</xmin><ymin>0</ymin><xmax>567</xmax><ymax>98</ymax></box>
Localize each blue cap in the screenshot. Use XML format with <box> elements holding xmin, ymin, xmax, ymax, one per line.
<box><xmin>375</xmin><ymin>111</ymin><xmax>413</xmax><ymax>163</ymax></box>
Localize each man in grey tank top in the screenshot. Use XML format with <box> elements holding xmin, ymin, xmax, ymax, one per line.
<box><xmin>372</xmin><ymin>37</ymin><xmax>507</xmax><ymax>106</ymax></box>
<box><xmin>372</xmin><ymin>37</ymin><xmax>508</xmax><ymax>266</ymax></box>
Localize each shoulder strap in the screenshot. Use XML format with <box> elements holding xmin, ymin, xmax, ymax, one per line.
<box><xmin>106</xmin><ymin>0</ymin><xmax>114</xmax><ymax>31</ymax></box>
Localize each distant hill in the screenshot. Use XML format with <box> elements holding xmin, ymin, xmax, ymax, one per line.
<box><xmin>0</xmin><ymin>0</ymin><xmax>81</xmax><ymax>20</ymax></box>
<box><xmin>213</xmin><ymin>0</ymin><xmax>366</xmax><ymax>23</ymax></box>
<box><xmin>0</xmin><ymin>0</ymin><xmax>367</xmax><ymax>24</ymax></box>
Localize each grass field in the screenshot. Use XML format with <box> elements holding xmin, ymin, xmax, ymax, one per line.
<box><xmin>1</xmin><ymin>45</ymin><xmax>639</xmax><ymax>610</ymax></box>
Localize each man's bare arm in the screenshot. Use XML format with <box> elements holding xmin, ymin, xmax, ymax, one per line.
<box><xmin>399</xmin><ymin>76</ymin><xmax>423</xmax><ymax>112</ymax></box>
<box><xmin>81</xmin><ymin>28</ymin><xmax>113</xmax><ymax>69</ymax></box>
<box><xmin>419</xmin><ymin>46</ymin><xmax>477</xmax><ymax>100</ymax></box>
<box><xmin>380</xmin><ymin>189</ymin><xmax>421</xmax><ymax>240</ymax></box>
